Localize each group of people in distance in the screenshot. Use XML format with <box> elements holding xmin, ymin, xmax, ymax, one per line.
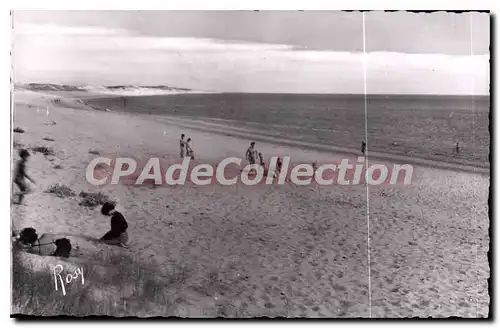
<box><xmin>179</xmin><ymin>134</ymin><xmax>194</xmax><ymax>159</ymax></box>
<box><xmin>12</xmin><ymin>148</ymin><xmax>130</xmax><ymax>258</ymax></box>
<box><xmin>178</xmin><ymin>135</ymin><xmax>279</xmax><ymax>177</ymax></box>
<box><xmin>245</xmin><ymin>141</ymin><xmax>283</xmax><ymax>179</ymax></box>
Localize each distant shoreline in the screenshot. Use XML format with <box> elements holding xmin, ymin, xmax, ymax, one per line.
<box><xmin>13</xmin><ymin>84</ymin><xmax>490</xmax><ymax>98</ymax></box>
<box><xmin>14</xmin><ymin>84</ymin><xmax>218</xmax><ymax>97</ymax></box>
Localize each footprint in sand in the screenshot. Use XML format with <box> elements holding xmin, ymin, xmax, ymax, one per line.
<box><xmin>331</xmin><ymin>283</ymin><xmax>347</xmax><ymax>292</ymax></box>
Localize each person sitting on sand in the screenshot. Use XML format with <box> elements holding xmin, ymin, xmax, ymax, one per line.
<box><xmin>180</xmin><ymin>134</ymin><xmax>186</xmax><ymax>158</ymax></box>
<box><xmin>186</xmin><ymin>137</ymin><xmax>195</xmax><ymax>159</ymax></box>
<box><xmin>13</xmin><ymin>227</ymin><xmax>72</xmax><ymax>258</ymax></box>
<box><xmin>13</xmin><ymin>149</ymin><xmax>35</xmax><ymax>205</ymax></box>
<box><xmin>100</xmin><ymin>202</ymin><xmax>129</xmax><ymax>248</ymax></box>
<box><xmin>246</xmin><ymin>142</ymin><xmax>258</xmax><ymax>165</ymax></box>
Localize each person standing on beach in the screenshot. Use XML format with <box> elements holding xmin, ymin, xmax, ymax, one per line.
<box><xmin>456</xmin><ymin>142</ymin><xmax>460</xmax><ymax>154</ymax></box>
<box><xmin>312</xmin><ymin>161</ymin><xmax>318</xmax><ymax>179</ymax></box>
<box><xmin>100</xmin><ymin>202</ymin><xmax>129</xmax><ymax>248</ymax></box>
<box><xmin>258</xmin><ymin>152</ymin><xmax>269</xmax><ymax>176</ymax></box>
<box><xmin>246</xmin><ymin>142</ymin><xmax>258</xmax><ymax>165</ymax></box>
<box><xmin>186</xmin><ymin>137</ymin><xmax>194</xmax><ymax>159</ymax></box>
<box><xmin>258</xmin><ymin>152</ymin><xmax>265</xmax><ymax>167</ymax></box>
<box><xmin>180</xmin><ymin>134</ymin><xmax>186</xmax><ymax>158</ymax></box>
<box><xmin>13</xmin><ymin>149</ymin><xmax>35</xmax><ymax>205</ymax></box>
<box><xmin>274</xmin><ymin>156</ymin><xmax>283</xmax><ymax>179</ymax></box>
<box><xmin>361</xmin><ymin>141</ymin><xmax>366</xmax><ymax>155</ymax></box>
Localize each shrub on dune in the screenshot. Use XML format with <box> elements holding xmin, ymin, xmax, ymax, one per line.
<box><xmin>11</xmin><ymin>247</ymin><xmax>193</xmax><ymax>317</ymax></box>
<box><xmin>45</xmin><ymin>184</ymin><xmax>76</xmax><ymax>198</ymax></box>
<box><xmin>31</xmin><ymin>146</ymin><xmax>55</xmax><ymax>156</ymax></box>
<box><xmin>78</xmin><ymin>191</ymin><xmax>114</xmax><ymax>208</ymax></box>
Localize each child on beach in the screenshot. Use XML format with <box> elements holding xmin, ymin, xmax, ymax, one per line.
<box><xmin>186</xmin><ymin>137</ymin><xmax>195</xmax><ymax>159</ymax></box>
<box><xmin>258</xmin><ymin>152</ymin><xmax>265</xmax><ymax>167</ymax></box>
<box><xmin>180</xmin><ymin>134</ymin><xmax>186</xmax><ymax>158</ymax></box>
<box><xmin>258</xmin><ymin>152</ymin><xmax>269</xmax><ymax>176</ymax></box>
<box><xmin>13</xmin><ymin>149</ymin><xmax>35</xmax><ymax>205</ymax></box>
<box><xmin>100</xmin><ymin>202</ymin><xmax>129</xmax><ymax>248</ymax></box>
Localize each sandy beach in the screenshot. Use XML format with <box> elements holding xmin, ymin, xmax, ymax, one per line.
<box><xmin>11</xmin><ymin>90</ymin><xmax>489</xmax><ymax>317</ymax></box>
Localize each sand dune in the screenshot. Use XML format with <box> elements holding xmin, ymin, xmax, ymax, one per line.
<box><xmin>15</xmin><ymin>83</ymin><xmax>215</xmax><ymax>97</ymax></box>
<box><xmin>11</xmin><ymin>90</ymin><xmax>489</xmax><ymax>317</ymax></box>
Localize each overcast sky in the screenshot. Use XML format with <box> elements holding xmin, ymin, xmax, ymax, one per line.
<box><xmin>13</xmin><ymin>11</ymin><xmax>490</xmax><ymax>94</ymax></box>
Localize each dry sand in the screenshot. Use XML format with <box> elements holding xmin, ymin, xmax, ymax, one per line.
<box><xmin>11</xmin><ymin>90</ymin><xmax>489</xmax><ymax>317</ymax></box>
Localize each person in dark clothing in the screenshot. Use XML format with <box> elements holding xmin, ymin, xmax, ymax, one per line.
<box><xmin>100</xmin><ymin>202</ymin><xmax>129</xmax><ymax>248</ymax></box>
<box><xmin>13</xmin><ymin>149</ymin><xmax>35</xmax><ymax>205</ymax></box>
<box><xmin>246</xmin><ymin>142</ymin><xmax>257</xmax><ymax>165</ymax></box>
<box><xmin>361</xmin><ymin>141</ymin><xmax>366</xmax><ymax>155</ymax></box>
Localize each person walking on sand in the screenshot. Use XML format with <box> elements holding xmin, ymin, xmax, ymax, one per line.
<box><xmin>456</xmin><ymin>142</ymin><xmax>460</xmax><ymax>154</ymax></box>
<box><xmin>246</xmin><ymin>142</ymin><xmax>258</xmax><ymax>165</ymax></box>
<box><xmin>100</xmin><ymin>202</ymin><xmax>129</xmax><ymax>248</ymax></box>
<box><xmin>186</xmin><ymin>137</ymin><xmax>194</xmax><ymax>159</ymax></box>
<box><xmin>361</xmin><ymin>141</ymin><xmax>366</xmax><ymax>155</ymax></box>
<box><xmin>13</xmin><ymin>149</ymin><xmax>35</xmax><ymax>205</ymax></box>
<box><xmin>180</xmin><ymin>134</ymin><xmax>186</xmax><ymax>158</ymax></box>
